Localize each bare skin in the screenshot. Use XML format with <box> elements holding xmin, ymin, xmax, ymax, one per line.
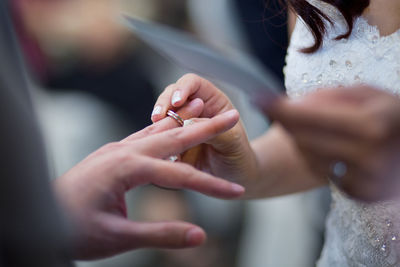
<box><xmin>362</xmin><ymin>0</ymin><xmax>400</xmax><ymax>36</ymax></box>
<box><xmin>153</xmin><ymin>74</ymin><xmax>323</xmax><ymax>199</ymax></box>
<box><xmin>152</xmin><ymin>1</ymin><xmax>400</xmax><ymax>202</ymax></box>
<box><xmin>54</xmin><ymin>99</ymin><xmax>245</xmax><ymax>260</ymax></box>
<box><xmin>268</xmin><ymin>86</ymin><xmax>400</xmax><ymax>201</ymax></box>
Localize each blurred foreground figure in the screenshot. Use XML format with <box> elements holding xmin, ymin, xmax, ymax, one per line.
<box><xmin>0</xmin><ymin>1</ymin><xmax>245</xmax><ymax>266</ymax></box>
<box><xmin>13</xmin><ymin>0</ymin><xmax>162</xmax><ymax>130</ymax></box>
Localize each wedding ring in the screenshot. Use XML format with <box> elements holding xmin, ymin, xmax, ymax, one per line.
<box><xmin>168</xmin><ymin>155</ymin><xmax>179</xmax><ymax>162</ymax></box>
<box><xmin>167</xmin><ymin>110</ymin><xmax>184</xmax><ymax>127</ymax></box>
<box><xmin>330</xmin><ymin>161</ymin><xmax>348</xmax><ymax>179</ymax></box>
<box><xmin>166</xmin><ymin>110</ymin><xmax>184</xmax><ymax>162</ymax></box>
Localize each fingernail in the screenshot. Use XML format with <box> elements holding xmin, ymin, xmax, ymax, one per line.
<box><xmin>172</xmin><ymin>91</ymin><xmax>182</xmax><ymax>105</ymax></box>
<box><xmin>222</xmin><ymin>109</ymin><xmax>238</xmax><ymax>118</ymax></box>
<box><xmin>185</xmin><ymin>228</ymin><xmax>205</xmax><ymax>246</ymax></box>
<box><xmin>231</xmin><ymin>184</ymin><xmax>245</xmax><ymax>194</ymax></box>
<box><xmin>151</xmin><ymin>105</ymin><xmax>162</xmax><ymax>117</ymax></box>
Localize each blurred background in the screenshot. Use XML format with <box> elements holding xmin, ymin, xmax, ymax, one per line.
<box><xmin>11</xmin><ymin>0</ymin><xmax>330</xmax><ymax>266</ymax></box>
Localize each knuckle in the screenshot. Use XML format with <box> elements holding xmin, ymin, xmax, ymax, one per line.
<box><xmin>173</xmin><ymin>163</ymin><xmax>198</xmax><ymax>187</ymax></box>
<box><xmin>158</xmin><ymin>84</ymin><xmax>176</xmax><ymax>100</ymax></box>
<box><xmin>114</xmin><ymin>150</ymin><xmax>147</xmax><ymax>183</ymax></box>
<box><xmin>179</xmin><ymin>73</ymin><xmax>202</xmax><ymax>87</ymax></box>
<box><xmin>89</xmin><ymin>142</ymin><xmax>121</xmax><ymax>158</ymax></box>
<box><xmin>168</xmin><ymin>130</ymin><xmax>187</xmax><ymax>152</ymax></box>
<box><xmin>141</xmin><ymin>124</ymin><xmax>159</xmax><ymax>137</ymax></box>
<box><xmin>102</xmin><ymin>142</ymin><xmax>122</xmax><ymax>152</ymax></box>
<box><xmin>180</xmin><ymin>73</ymin><xmax>199</xmax><ymax>82</ymax></box>
<box><xmin>113</xmin><ymin>148</ymin><xmax>133</xmax><ymax>164</ymax></box>
<box><xmin>165</xmin><ymin>83</ymin><xmax>177</xmax><ymax>93</ymax></box>
<box><xmin>179</xmin><ymin>164</ymin><xmax>195</xmax><ymax>180</ymax></box>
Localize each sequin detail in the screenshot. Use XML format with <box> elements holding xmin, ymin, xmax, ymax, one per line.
<box><xmin>285</xmin><ymin>1</ymin><xmax>400</xmax><ymax>266</ymax></box>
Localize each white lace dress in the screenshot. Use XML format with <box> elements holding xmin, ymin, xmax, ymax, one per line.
<box><xmin>284</xmin><ymin>1</ymin><xmax>400</xmax><ymax>266</ymax></box>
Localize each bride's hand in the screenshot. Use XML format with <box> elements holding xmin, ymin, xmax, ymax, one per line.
<box><xmin>151</xmin><ymin>74</ymin><xmax>259</xmax><ymax>187</ymax></box>
<box><xmin>267</xmin><ymin>85</ymin><xmax>400</xmax><ymax>201</ymax></box>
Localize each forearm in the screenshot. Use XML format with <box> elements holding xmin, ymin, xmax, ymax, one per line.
<box><xmin>242</xmin><ymin>123</ymin><xmax>326</xmax><ymax>199</ymax></box>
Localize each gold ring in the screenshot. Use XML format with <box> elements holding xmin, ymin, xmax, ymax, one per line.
<box><xmin>167</xmin><ymin>110</ymin><xmax>184</xmax><ymax>127</ymax></box>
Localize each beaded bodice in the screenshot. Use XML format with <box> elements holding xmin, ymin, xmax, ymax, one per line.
<box><xmin>284</xmin><ymin>1</ymin><xmax>400</xmax><ymax>266</ymax></box>
<box><xmin>285</xmin><ymin>1</ymin><xmax>400</xmax><ymax>98</ymax></box>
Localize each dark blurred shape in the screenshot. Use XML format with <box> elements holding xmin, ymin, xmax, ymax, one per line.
<box><xmin>11</xmin><ymin>0</ymin><xmax>158</xmax><ymax>131</ymax></box>
<box><xmin>45</xmin><ymin>52</ymin><xmax>156</xmax><ymax>130</ymax></box>
<box><xmin>234</xmin><ymin>0</ymin><xmax>288</xmax><ymax>84</ymax></box>
<box><xmin>154</xmin><ymin>0</ymin><xmax>189</xmax><ymax>26</ymax></box>
<box><xmin>0</xmin><ymin>1</ymin><xmax>72</xmax><ymax>266</ymax></box>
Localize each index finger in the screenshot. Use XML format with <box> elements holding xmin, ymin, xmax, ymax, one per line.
<box><xmin>136</xmin><ymin>109</ymin><xmax>240</xmax><ymax>158</ymax></box>
<box><xmin>122</xmin><ymin>98</ymin><xmax>204</xmax><ymax>143</ymax></box>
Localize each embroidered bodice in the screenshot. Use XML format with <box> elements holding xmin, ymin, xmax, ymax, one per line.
<box><xmin>284</xmin><ymin>1</ymin><xmax>400</xmax><ymax>266</ymax></box>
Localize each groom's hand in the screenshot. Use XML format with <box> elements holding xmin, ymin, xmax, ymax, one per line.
<box><xmin>54</xmin><ymin>100</ymin><xmax>244</xmax><ymax>260</ymax></box>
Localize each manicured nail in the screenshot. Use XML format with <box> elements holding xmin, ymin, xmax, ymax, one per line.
<box><xmin>222</xmin><ymin>109</ymin><xmax>239</xmax><ymax>118</ymax></box>
<box><xmin>151</xmin><ymin>105</ymin><xmax>162</xmax><ymax>117</ymax></box>
<box><xmin>185</xmin><ymin>228</ymin><xmax>205</xmax><ymax>246</ymax></box>
<box><xmin>172</xmin><ymin>91</ymin><xmax>182</xmax><ymax>105</ymax></box>
<box><xmin>231</xmin><ymin>184</ymin><xmax>245</xmax><ymax>194</ymax></box>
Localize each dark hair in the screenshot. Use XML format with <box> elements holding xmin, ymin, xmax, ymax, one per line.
<box><xmin>286</xmin><ymin>0</ymin><xmax>370</xmax><ymax>53</ymax></box>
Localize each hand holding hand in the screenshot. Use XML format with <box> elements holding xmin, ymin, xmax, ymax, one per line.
<box><xmin>53</xmin><ymin>100</ymin><xmax>244</xmax><ymax>260</ymax></box>
<box><xmin>152</xmin><ymin>74</ymin><xmax>260</xmax><ymax>191</ymax></box>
